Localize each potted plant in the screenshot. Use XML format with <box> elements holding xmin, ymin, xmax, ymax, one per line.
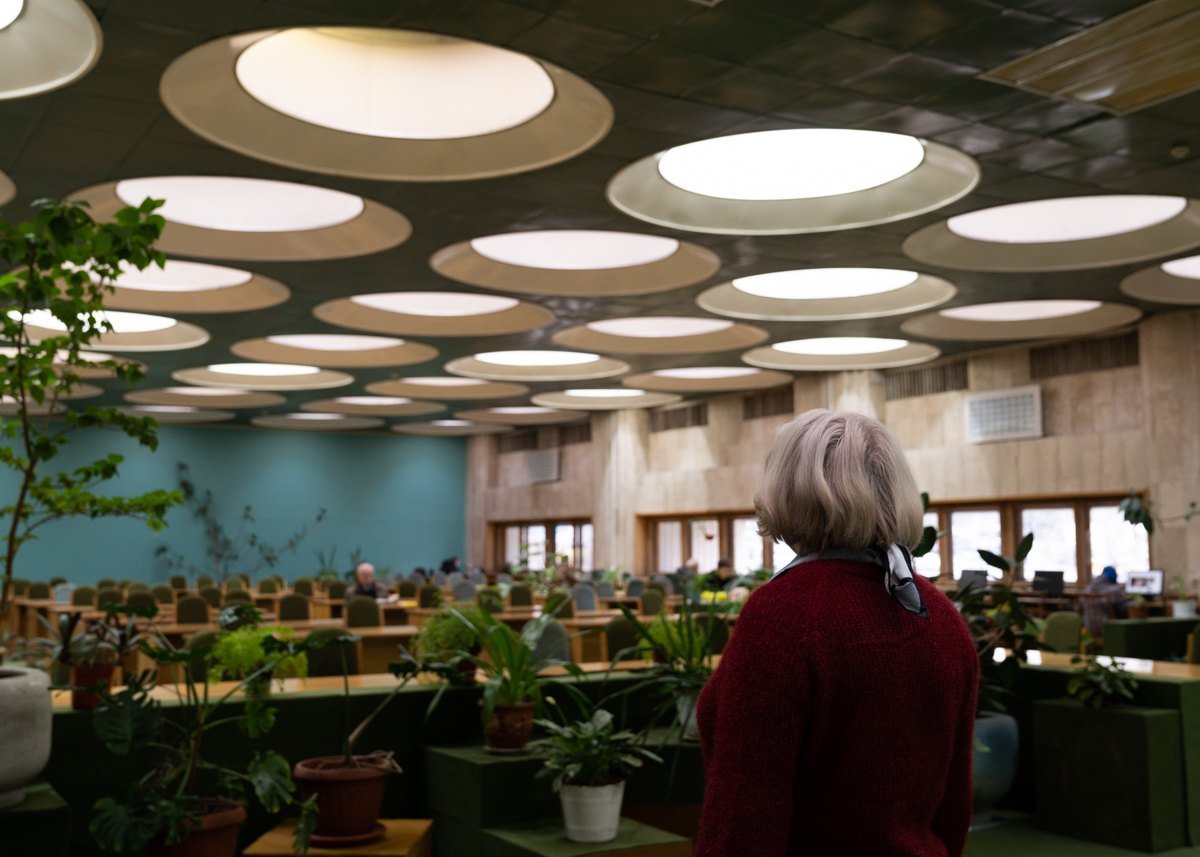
<box><xmin>415</xmin><ymin>606</ymin><xmax>484</xmax><ymax>684</ymax></box>
<box><xmin>89</xmin><ymin>636</ymin><xmax>318</xmax><ymax>855</ymax></box>
<box><xmin>34</xmin><ymin>603</ymin><xmax>157</xmax><ymax>710</ymax></box>
<box><xmin>1127</xmin><ymin>594</ymin><xmax>1149</xmax><ymax>620</ymax></box>
<box><xmin>206</xmin><ymin>608</ymin><xmax>309</xmax><ymax>698</ymax></box>
<box><xmin>529</xmin><ymin>700</ymin><xmax>661</xmax><ymax>843</ymax></box>
<box><xmin>477</xmin><ymin>586</ymin><xmax>505</xmax><ymax>614</ymax></box>
<box><xmin>1166</xmin><ymin>577</ymin><xmax>1196</xmax><ymax>619</ymax></box>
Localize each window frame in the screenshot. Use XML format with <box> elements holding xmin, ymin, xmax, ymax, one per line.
<box><xmin>489</xmin><ymin>519</ymin><xmax>594</xmax><ymax>573</ymax></box>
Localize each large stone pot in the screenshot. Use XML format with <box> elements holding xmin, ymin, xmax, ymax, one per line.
<box><xmin>0</xmin><ymin>667</ymin><xmax>52</xmax><ymax>808</ymax></box>
<box><xmin>973</xmin><ymin>711</ymin><xmax>1018</xmax><ymax>813</ymax></box>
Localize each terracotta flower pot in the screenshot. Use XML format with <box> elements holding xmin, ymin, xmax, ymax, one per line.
<box><xmin>147</xmin><ymin>800</ymin><xmax>246</xmax><ymax>857</ymax></box>
<box><xmin>1128</xmin><ymin>604</ymin><xmax>1149</xmax><ymax>620</ymax></box>
<box><xmin>71</xmin><ymin>663</ymin><xmax>115</xmax><ymax>711</ymax></box>
<box><xmin>484</xmin><ymin>701</ymin><xmax>537</xmax><ymax>752</ymax></box>
<box><xmin>294</xmin><ymin>755</ymin><xmax>395</xmax><ymax>844</ymax></box>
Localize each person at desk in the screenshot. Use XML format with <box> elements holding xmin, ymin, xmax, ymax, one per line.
<box><xmin>439</xmin><ymin>556</ymin><xmax>462</xmax><ymax>574</ymax></box>
<box><xmin>700</xmin><ymin>558</ymin><xmax>736</xmax><ymax>592</ymax></box>
<box><xmin>348</xmin><ymin>562</ymin><xmax>389</xmax><ymax>600</ymax></box>
<box><xmin>675</xmin><ymin>557</ymin><xmax>700</xmax><ymax>586</ymax></box>
<box><xmin>695</xmin><ymin>409</ymin><xmax>977</xmax><ymax>857</ymax></box>
<box><xmin>1082</xmin><ymin>565</ymin><xmax>1128</xmax><ymax>635</ymax></box>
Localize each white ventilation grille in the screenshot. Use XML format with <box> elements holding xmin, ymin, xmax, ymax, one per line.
<box><xmin>964</xmin><ymin>385</ymin><xmax>1042</xmax><ymax>444</ymax></box>
<box><xmin>527</xmin><ymin>448</ymin><xmax>561</xmax><ymax>484</ymax></box>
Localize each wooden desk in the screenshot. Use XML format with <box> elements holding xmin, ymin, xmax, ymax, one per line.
<box><xmin>312</xmin><ymin>599</ymin><xmax>417</xmax><ymax>624</ymax></box>
<box><xmin>244</xmin><ymin>818</ymin><xmax>433</xmax><ymax>856</ymax></box>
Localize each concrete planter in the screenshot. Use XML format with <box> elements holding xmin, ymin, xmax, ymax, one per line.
<box><xmin>0</xmin><ymin>667</ymin><xmax>52</xmax><ymax>808</ymax></box>
<box><xmin>560</xmin><ymin>781</ymin><xmax>624</xmax><ymax>843</ymax></box>
<box><xmin>1169</xmin><ymin>600</ymin><xmax>1197</xmax><ymax>619</ymax></box>
<box><xmin>973</xmin><ymin>712</ymin><xmax>1018</xmax><ymax>813</ymax></box>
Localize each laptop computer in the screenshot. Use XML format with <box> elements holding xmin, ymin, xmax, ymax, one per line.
<box><xmin>1125</xmin><ymin>569</ymin><xmax>1164</xmax><ymax>597</ymax></box>
<box><xmin>1031</xmin><ymin>570</ymin><xmax>1065</xmax><ymax>596</ymax></box>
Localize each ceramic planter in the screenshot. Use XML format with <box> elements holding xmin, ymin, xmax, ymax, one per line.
<box><xmin>675</xmin><ymin>694</ymin><xmax>700</xmax><ymax>741</ymax></box>
<box><xmin>1169</xmin><ymin>600</ymin><xmax>1196</xmax><ymax>619</ymax></box>
<box><xmin>973</xmin><ymin>712</ymin><xmax>1018</xmax><ymax>813</ymax></box>
<box><xmin>484</xmin><ymin>701</ymin><xmax>537</xmax><ymax>752</ymax></box>
<box><xmin>0</xmin><ymin>667</ymin><xmax>51</xmax><ymax>809</ymax></box>
<box><xmin>294</xmin><ymin>755</ymin><xmax>393</xmax><ymax>845</ymax></box>
<box><xmin>146</xmin><ymin>800</ymin><xmax>245</xmax><ymax>857</ymax></box>
<box><xmin>560</xmin><ymin>781</ymin><xmax>625</xmax><ymax>843</ymax></box>
<box><xmin>71</xmin><ymin>663</ymin><xmax>115</xmax><ymax>711</ymax></box>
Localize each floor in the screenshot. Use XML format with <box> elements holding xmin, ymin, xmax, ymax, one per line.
<box><xmin>967</xmin><ymin>821</ymin><xmax>1200</xmax><ymax>856</ymax></box>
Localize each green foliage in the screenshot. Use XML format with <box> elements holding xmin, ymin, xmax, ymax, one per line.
<box><xmin>1119</xmin><ymin>490</ymin><xmax>1198</xmax><ymax>535</ymax></box>
<box><xmin>416</xmin><ymin>607</ymin><xmax>483</xmax><ymax>663</ymax></box>
<box><xmin>1067</xmin><ymin>654</ymin><xmax>1139</xmax><ymax>709</ymax></box>
<box><xmin>477</xmin><ymin>586</ymin><xmax>504</xmax><ymax>614</ymax></box>
<box><xmin>1</xmin><ymin>198</ymin><xmax>182</xmax><ymax>610</ymax></box>
<box><xmin>207</xmin><ymin>625</ymin><xmax>309</xmax><ymax>693</ymax></box>
<box><xmin>155</xmin><ymin>461</ymin><xmax>325</xmax><ymax>584</ymax></box>
<box><xmin>530</xmin><ymin>704</ymin><xmax>662</xmax><ymax>792</ymax></box>
<box><xmin>911</xmin><ymin>492</ymin><xmax>940</xmax><ymax>559</ymax></box>
<box><xmin>33</xmin><ymin>602</ymin><xmax>158</xmax><ymax>670</ymax></box>
<box><xmin>616</xmin><ymin>595</ymin><xmax>723</xmax><ymax>696</ymax></box>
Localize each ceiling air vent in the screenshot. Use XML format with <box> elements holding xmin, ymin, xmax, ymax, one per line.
<box><xmin>982</xmin><ymin>0</ymin><xmax>1200</xmax><ymax>115</ymax></box>
<box><xmin>527</xmin><ymin>448</ymin><xmax>560</xmax><ymax>484</ymax></box>
<box><xmin>964</xmin><ymin>385</ymin><xmax>1043</xmax><ymax>444</ymax></box>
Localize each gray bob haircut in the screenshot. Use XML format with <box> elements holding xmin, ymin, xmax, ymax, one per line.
<box><xmin>755</xmin><ymin>409</ymin><xmax>923</xmax><ymax>555</ymax></box>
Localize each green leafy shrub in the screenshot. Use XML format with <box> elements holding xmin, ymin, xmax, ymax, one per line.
<box><xmin>1067</xmin><ymin>654</ymin><xmax>1139</xmax><ymax>709</ymax></box>
<box><xmin>530</xmin><ymin>705</ymin><xmax>661</xmax><ymax>791</ymax></box>
<box><xmin>416</xmin><ymin>607</ymin><xmax>485</xmax><ymax>663</ymax></box>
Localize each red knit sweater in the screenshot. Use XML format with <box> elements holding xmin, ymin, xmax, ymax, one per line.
<box><xmin>696</xmin><ymin>559</ymin><xmax>979</xmax><ymax>857</ymax></box>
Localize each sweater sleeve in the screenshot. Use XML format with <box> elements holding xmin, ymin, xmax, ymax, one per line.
<box><xmin>931</xmin><ymin>652</ymin><xmax>979</xmax><ymax>857</ymax></box>
<box><xmin>695</xmin><ymin>594</ymin><xmax>805</xmax><ymax>857</ymax></box>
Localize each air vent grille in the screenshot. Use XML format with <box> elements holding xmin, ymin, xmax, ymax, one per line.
<box><xmin>965</xmin><ymin>385</ymin><xmax>1043</xmax><ymax>444</ymax></box>
<box><xmin>885</xmin><ymin>361</ymin><xmax>968</xmax><ymax>400</ymax></box>
<box><xmin>498</xmin><ymin>431</ymin><xmax>538</xmax><ymax>454</ymax></box>
<box><xmin>498</xmin><ymin>422</ymin><xmax>593</xmax><ymax>453</ymax></box>
<box><xmin>527</xmin><ymin>449</ymin><xmax>560</xmax><ymax>484</ymax></box>
<box><xmin>743</xmin><ymin>386</ymin><xmax>794</xmax><ymax>420</ymax></box>
<box><xmin>649</xmin><ymin>403</ymin><xmax>708</xmax><ymax>433</ymax></box>
<box><xmin>1030</xmin><ymin>332</ymin><xmax>1139</xmax><ymax>379</ymax></box>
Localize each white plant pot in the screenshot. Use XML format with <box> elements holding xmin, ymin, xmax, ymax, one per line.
<box><xmin>1170</xmin><ymin>600</ymin><xmax>1197</xmax><ymax>619</ymax></box>
<box><xmin>0</xmin><ymin>667</ymin><xmax>52</xmax><ymax>808</ymax></box>
<box><xmin>676</xmin><ymin>693</ymin><xmax>700</xmax><ymax>741</ymax></box>
<box><xmin>560</xmin><ymin>781</ymin><xmax>624</xmax><ymax>843</ymax></box>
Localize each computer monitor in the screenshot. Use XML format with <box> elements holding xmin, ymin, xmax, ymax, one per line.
<box><xmin>958</xmin><ymin>569</ymin><xmax>989</xmax><ymax>592</ymax></box>
<box><xmin>1125</xmin><ymin>569</ymin><xmax>1164</xmax><ymax>596</ymax></box>
<box><xmin>1031</xmin><ymin>570</ymin><xmax>1065</xmax><ymax>596</ymax></box>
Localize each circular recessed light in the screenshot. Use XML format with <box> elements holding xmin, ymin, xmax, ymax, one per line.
<box><xmin>476</xmin><ymin>351</ymin><xmax>600</xmax><ymax>367</ymax></box>
<box><xmin>733</xmin><ymin>268</ymin><xmax>918</xmax><ymax>300</ymax></box>
<box><xmin>657</xmin><ymin>129</ymin><xmax>925</xmax><ymax>201</ymax></box>
<box><xmin>336</xmin><ymin>396</ymin><xmax>411</xmax><ymax>406</ymax></box>
<box><xmin>491</xmin><ymin>406</ymin><xmax>555</xmax><ymax>415</ymax></box>
<box><xmin>17</xmin><ymin>309</ymin><xmax>177</xmax><ymax>334</ymax></box>
<box><xmin>1122</xmin><ymin>254</ymin><xmax>1200</xmax><ymax>305</ymax></box>
<box><xmin>773</xmin><ymin>337</ymin><xmax>909</xmax><ymax>356</ymax></box>
<box><xmin>252</xmin><ymin>412</ymin><xmax>384</xmax><ymax>432</ymax></box>
<box><xmin>534</xmin><ymin>388</ymin><xmax>682</xmax><ymax>411</ymax></box>
<box><xmin>164</xmin><ymin>386</ymin><xmax>253</xmax><ymax>396</ymax></box>
<box><xmin>585</xmin><ymin>318</ymin><xmax>733</xmax><ymax>338</ymax></box>
<box><xmin>433</xmin><ymin>419</ymin><xmax>472</xmax><ymax>427</ymax></box>
<box><xmin>456</xmin><ymin>406</ymin><xmax>589</xmax><ymax>425</ymax></box>
<box><xmin>0</xmin><ymin>0</ymin><xmax>100</xmax><ymax>100</ymax></box>
<box><xmin>236</xmin><ymin>28</ymin><xmax>554</xmax><ymax>140</ymax></box>
<box><xmin>118</xmin><ymin>405</ymin><xmax>236</xmax><ymax>424</ymax></box>
<box><xmin>392</xmin><ymin>419</ymin><xmax>511</xmax><ymax>436</ymax></box>
<box><xmin>303</xmin><ymin>395</ymin><xmax>444</xmax><ymax>417</ymax></box>
<box><xmin>116</xmin><ymin>176</ymin><xmax>364</xmax><ymax>232</ymax></box>
<box><xmin>564</xmin><ymin>389</ymin><xmax>644</xmax><ymax>398</ymax></box>
<box><xmin>350</xmin><ymin>293</ymin><xmax>518</xmax><ymax>317</ymax></box>
<box><xmin>125</xmin><ymin>387</ymin><xmax>287</xmax><ymax>409</ymax></box>
<box><xmin>110</xmin><ymin>259</ymin><xmax>252</xmax><ymax>292</ymax></box>
<box><xmin>470</xmin><ymin>231</ymin><xmax>679</xmax><ymax>270</ymax></box>
<box><xmin>366</xmin><ymin>377</ymin><xmax>529</xmax><ymax>401</ymax></box>
<box><xmin>265</xmin><ymin>334</ymin><xmax>404</xmax><ymax>351</ymax></box>
<box><xmin>624</xmin><ymin>367</ymin><xmax>793</xmax><ymax>394</ymax></box>
<box><xmin>656</xmin><ymin>367</ymin><xmax>758</xmax><ymax>380</ymax></box>
<box><xmin>129</xmin><ymin>405</ymin><xmax>201</xmax><ymax>414</ymax></box>
<box><xmin>287</xmin><ymin>413</ymin><xmax>346</xmax><ymax>420</ymax></box>
<box><xmin>1162</xmin><ymin>256</ymin><xmax>1200</xmax><ymax>279</ymax></box>
<box><xmin>207</xmin><ymin>362</ymin><xmax>320</xmax><ymax>376</ymax></box>
<box><xmin>404</xmin><ymin>377</ymin><xmax>487</xmax><ymax>387</ymax></box>
<box><xmin>0</xmin><ymin>0</ymin><xmax>23</xmax><ymax>30</ymax></box>
<box><xmin>939</xmin><ymin>300</ymin><xmax>1102</xmax><ymax>322</ymax></box>
<box><xmin>947</xmin><ymin>196</ymin><xmax>1186</xmax><ymax>243</ymax></box>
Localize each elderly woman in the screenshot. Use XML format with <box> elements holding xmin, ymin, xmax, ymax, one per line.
<box><xmin>695</xmin><ymin>410</ymin><xmax>978</xmax><ymax>857</ymax></box>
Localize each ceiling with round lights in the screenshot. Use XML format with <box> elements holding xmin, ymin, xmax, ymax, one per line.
<box><xmin>455</xmin><ymin>406</ymin><xmax>589</xmax><ymax>426</ymax></box>
<box><xmin>251</xmin><ymin>413</ymin><xmax>384</xmax><ymax>432</ymax></box>
<box><xmin>159</xmin><ymin>28</ymin><xmax>613</xmax><ymax>181</ymax></box>
<box><xmin>743</xmin><ymin>338</ymin><xmax>941</xmax><ymax>371</ymax></box>
<box><xmin>16</xmin><ymin>310</ymin><xmax>210</xmax><ymax>352</ymax></box>
<box><xmin>392</xmin><ymin>420</ymin><xmax>510</xmax><ymax>437</ymax></box>
<box><xmin>7</xmin><ymin>4</ymin><xmax>1200</xmax><ymax>434</ymax></box>
<box><xmin>172</xmin><ymin>363</ymin><xmax>354</xmax><ymax>391</ymax></box>
<box><xmin>300</xmin><ymin>396</ymin><xmax>444</xmax><ymax>417</ymax></box>
<box><xmin>0</xmin><ymin>0</ymin><xmax>100</xmax><ymax>101</ymax></box>
<box><xmin>118</xmin><ymin>405</ymin><xmax>236</xmax><ymax>424</ymax></box>
<box><xmin>901</xmin><ymin>301</ymin><xmax>1142</xmax><ymax>341</ymax></box>
<box><xmin>531</xmin><ymin>389</ymin><xmax>682</xmax><ymax>411</ymax></box>
<box><xmin>431</xmin><ymin>230</ymin><xmax>721</xmax><ymax>297</ymax></box>
<box><xmin>607</xmin><ymin>129</ymin><xmax>979</xmax><ymax>235</ymax></box>
<box><xmin>904</xmin><ymin>196</ymin><xmax>1200</xmax><ymax>271</ymax></box>
<box><xmin>445</xmin><ymin>351</ymin><xmax>630</xmax><ymax>383</ymax></box>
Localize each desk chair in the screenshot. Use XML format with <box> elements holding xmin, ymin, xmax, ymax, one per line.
<box><xmin>346</xmin><ymin>596</ymin><xmax>381</xmax><ymax>628</ymax></box>
<box><xmin>326</xmin><ymin>580</ymin><xmax>347</xmax><ymax>600</ymax></box>
<box><xmin>278</xmin><ymin>593</ymin><xmax>310</xmax><ymax>622</ymax></box>
<box><xmin>509</xmin><ymin>583</ymin><xmax>533</xmax><ymax>607</ymax></box>
<box><xmin>292</xmin><ymin>577</ymin><xmax>315</xmax><ymax>597</ymax></box>
<box><xmin>126</xmin><ymin>591</ymin><xmax>158</xmax><ymax>611</ymax></box>
<box><xmin>198</xmin><ymin>587</ymin><xmax>223</xmax><ymax>609</ymax></box>
<box><xmin>525</xmin><ymin>619</ymin><xmax>570</xmax><ymax>663</ymax></box>
<box><xmin>96</xmin><ymin>588</ymin><xmax>124</xmax><ymax>609</ymax></box>
<box><xmin>224</xmin><ymin>590</ymin><xmax>252</xmax><ymax>606</ymax></box>
<box><xmin>417</xmin><ymin>584</ymin><xmax>442</xmax><ymax>608</ymax></box>
<box><xmin>640</xmin><ymin>589</ymin><xmax>665</xmax><ymax>616</ymax></box>
<box><xmin>452</xmin><ymin>582</ymin><xmax>476</xmax><ymax>602</ymax></box>
<box><xmin>571</xmin><ymin>583</ymin><xmax>598</xmax><ymax>612</ymax></box>
<box><xmin>176</xmin><ymin>596</ymin><xmax>210</xmax><ymax>625</ymax></box>
<box><xmin>71</xmin><ymin>586</ymin><xmax>96</xmax><ymax>607</ymax></box>
<box><xmin>596</xmin><ymin>580</ymin><xmax>615</xmax><ymax>598</ymax></box>
<box><xmin>1040</xmin><ymin>611</ymin><xmax>1082</xmax><ymax>654</ymax></box>
<box><xmin>185</xmin><ymin>630</ymin><xmax>220</xmax><ymax>682</ymax></box>
<box><xmin>152</xmin><ymin>585</ymin><xmax>175</xmax><ymax>605</ymax></box>
<box><xmin>397</xmin><ymin>580</ymin><xmax>417</xmax><ymax>598</ymax></box>
<box><xmin>545</xmin><ymin>589</ymin><xmax>575</xmax><ymax>619</ymax></box>
<box><xmin>625</xmin><ymin>578</ymin><xmax>645</xmax><ymax>598</ymax></box>
<box><xmin>604</xmin><ymin>616</ymin><xmax>639</xmax><ymax>660</ymax></box>
<box><xmin>258</xmin><ymin>579</ymin><xmax>278</xmax><ymax>594</ymax></box>
<box><xmin>169</xmin><ymin>575</ymin><xmax>188</xmax><ymax>590</ymax></box>
<box><xmin>27</xmin><ymin>582</ymin><xmax>51</xmax><ymax>599</ymax></box>
<box><xmin>306</xmin><ymin>627</ymin><xmax>359</xmax><ymax>676</ymax></box>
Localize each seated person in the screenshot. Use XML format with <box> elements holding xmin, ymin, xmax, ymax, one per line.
<box><xmin>439</xmin><ymin>556</ymin><xmax>462</xmax><ymax>574</ymax></box>
<box><xmin>1082</xmin><ymin>565</ymin><xmax>1128</xmax><ymax>635</ymax></box>
<box><xmin>348</xmin><ymin>562</ymin><xmax>389</xmax><ymax>600</ymax></box>
<box><xmin>675</xmin><ymin>557</ymin><xmax>700</xmax><ymax>585</ymax></box>
<box><xmin>700</xmin><ymin>558</ymin><xmax>737</xmax><ymax>592</ymax></box>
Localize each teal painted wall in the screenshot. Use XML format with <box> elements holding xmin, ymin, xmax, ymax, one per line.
<box><xmin>4</xmin><ymin>425</ymin><xmax>467</xmax><ymax>585</ymax></box>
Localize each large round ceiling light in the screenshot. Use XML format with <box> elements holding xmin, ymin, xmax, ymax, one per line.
<box><xmin>733</xmin><ymin>268</ymin><xmax>918</xmax><ymax>300</ymax></box>
<box><xmin>116</xmin><ymin>176</ymin><xmax>364</xmax><ymax>232</ymax></box>
<box><xmin>265</xmin><ymin>334</ymin><xmax>404</xmax><ymax>351</ymax></box>
<box><xmin>744</xmin><ymin>338</ymin><xmax>939</xmax><ymax>371</ymax></box>
<box><xmin>0</xmin><ymin>0</ymin><xmax>100</xmax><ymax>101</ymax></box>
<box><xmin>656</xmin><ymin>367</ymin><xmax>759</xmax><ymax>380</ymax></box>
<box><xmin>366</xmin><ymin>376</ymin><xmax>528</xmax><ymax>401</ymax></box>
<box><xmin>773</xmin><ymin>337</ymin><xmax>909</xmax><ymax>356</ymax></box>
<box><xmin>125</xmin><ymin>387</ymin><xmax>287</xmax><ymax>409</ymax></box>
<box><xmin>0</xmin><ymin>1</ymin><xmax>24</xmax><ymax>32</ymax></box>
<box><xmin>236</xmin><ymin>28</ymin><xmax>553</xmax><ymax>140</ymax></box>
<box><xmin>585</xmin><ymin>318</ymin><xmax>733</xmax><ymax>338</ymax></box>
<box><xmin>350</xmin><ymin>293</ymin><xmax>518</xmax><ymax>317</ymax></box>
<box><xmin>99</xmin><ymin>259</ymin><xmax>290</xmax><ymax>314</ymax></box>
<box><xmin>111</xmin><ymin>259</ymin><xmax>251</xmax><ymax>292</ymax></box>
<box><xmin>939</xmin><ymin>301</ymin><xmax>1102</xmax><ymax>322</ymax></box>
<box><xmin>446</xmin><ymin>351</ymin><xmax>628</xmax><ymax>383</ymax></box>
<box><xmin>17</xmin><ymin>309</ymin><xmax>177</xmax><ymax>334</ymax></box>
<box><xmin>1122</xmin><ymin>254</ymin><xmax>1200</xmax><ymax>304</ymax></box>
<box><xmin>658</xmin><ymin>129</ymin><xmax>925</xmax><ymax>201</ymax></box>
<box><xmin>623</xmin><ymin>366</ymin><xmax>792</xmax><ymax>394</ymax></box>
<box><xmin>404</xmin><ymin>377</ymin><xmax>488</xmax><ymax>387</ymax></box>
<box><xmin>948</xmin><ymin>196</ymin><xmax>1186</xmax><ymax>243</ymax></box>
<box><xmin>470</xmin><ymin>231</ymin><xmax>679</xmax><ymax>270</ymax></box>
<box><xmin>1162</xmin><ymin>256</ymin><xmax>1200</xmax><ymax>279</ymax></box>
<box><xmin>175</xmin><ymin>363</ymin><xmax>353</xmax><ymax>391</ymax></box>
<box><xmin>565</xmin><ymin>389</ymin><xmax>644</xmax><ymax>398</ymax></box>
<box><xmin>207</xmin><ymin>362</ymin><xmax>320</xmax><ymax>377</ymax></box>
<box><xmin>476</xmin><ymin>351</ymin><xmax>600</xmax><ymax>367</ymax></box>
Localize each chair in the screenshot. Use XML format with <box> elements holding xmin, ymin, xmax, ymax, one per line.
<box><xmin>278</xmin><ymin>593</ymin><xmax>310</xmax><ymax>622</ymax></box>
<box><xmin>126</xmin><ymin>590</ymin><xmax>158</xmax><ymax>611</ymax></box>
<box><xmin>452</xmin><ymin>582</ymin><xmax>476</xmax><ymax>602</ymax></box>
<box><xmin>326</xmin><ymin>581</ymin><xmax>347</xmax><ymax>600</ymax></box>
<box><xmin>346</xmin><ymin>596</ymin><xmax>381</xmax><ymax>628</ymax></box>
<box><xmin>293</xmin><ymin>577</ymin><xmax>315</xmax><ymax>597</ymax></box>
<box><xmin>418</xmin><ymin>584</ymin><xmax>442</xmax><ymax>608</ymax></box>
<box><xmin>545</xmin><ymin>589</ymin><xmax>575</xmax><ymax>619</ymax></box>
<box><xmin>509</xmin><ymin>583</ymin><xmax>533</xmax><ymax>607</ymax></box>
<box><xmin>119</xmin><ymin>579</ymin><xmax>135</xmax><ymax>590</ymax></box>
<box><xmin>640</xmin><ymin>588</ymin><xmax>665</xmax><ymax>616</ymax></box>
<box><xmin>497</xmin><ymin>572</ymin><xmax>513</xmax><ymax>585</ymax></box>
<box><xmin>11</xmin><ymin>579</ymin><xmax>29</xmax><ymax>596</ymax></box>
<box><xmin>478</xmin><ymin>588</ymin><xmax>505</xmax><ymax>614</ymax></box>
<box><xmin>397</xmin><ymin>580</ymin><xmax>417</xmax><ymax>598</ymax></box>
<box><xmin>604</xmin><ymin>616</ymin><xmax>640</xmax><ymax>660</ymax></box>
<box><xmin>1040</xmin><ymin>610</ymin><xmax>1083</xmax><ymax>653</ymax></box>
<box><xmin>468</xmin><ymin>567</ymin><xmax>486</xmax><ymax>585</ymax></box>
<box><xmin>196</xmin><ymin>576</ymin><xmax>214</xmax><ymax>590</ymax></box>
<box><xmin>306</xmin><ymin>627</ymin><xmax>359</xmax><ymax>676</ymax></box>
<box><xmin>258</xmin><ymin>578</ymin><xmax>278</xmax><ymax>594</ymax></box>
<box><xmin>525</xmin><ymin>619</ymin><xmax>571</xmax><ymax>663</ymax></box>
<box><xmin>596</xmin><ymin>580</ymin><xmax>615</xmax><ymax>598</ymax></box>
<box><xmin>225</xmin><ymin>577</ymin><xmax>245</xmax><ymax>592</ymax></box>
<box><xmin>571</xmin><ymin>583</ymin><xmax>598</xmax><ymax>612</ymax></box>
<box><xmin>625</xmin><ymin>578</ymin><xmax>645</xmax><ymax>598</ymax></box>
<box><xmin>184</xmin><ymin>630</ymin><xmax>220</xmax><ymax>682</ymax></box>
<box><xmin>151</xmin><ymin>585</ymin><xmax>175</xmax><ymax>605</ymax></box>
<box><xmin>650</xmin><ymin>574</ymin><xmax>675</xmax><ymax>594</ymax></box>
<box><xmin>176</xmin><ymin>595</ymin><xmax>210</xmax><ymax>625</ymax></box>
<box><xmin>96</xmin><ymin>587</ymin><xmax>124</xmax><ymax>609</ymax></box>
<box><xmin>126</xmin><ymin>581</ymin><xmax>150</xmax><ymax>594</ymax></box>
<box><xmin>48</xmin><ymin>576</ymin><xmax>67</xmax><ymax>587</ymax></box>
<box><xmin>170</xmin><ymin>575</ymin><xmax>188</xmax><ymax>590</ymax></box>
<box><xmin>27</xmin><ymin>582</ymin><xmax>51</xmax><ymax>599</ymax></box>
<box><xmin>432</xmin><ymin>570</ymin><xmax>447</xmax><ymax>587</ymax></box>
<box><xmin>224</xmin><ymin>590</ymin><xmax>252</xmax><ymax>605</ymax></box>
<box><xmin>71</xmin><ymin>585</ymin><xmax>96</xmax><ymax>606</ymax></box>
<box><xmin>95</xmin><ymin>578</ymin><xmax>116</xmax><ymax>591</ymax></box>
<box><xmin>198</xmin><ymin>587</ymin><xmax>223</xmax><ymax>609</ymax></box>
<box><xmin>446</xmin><ymin>571</ymin><xmax>465</xmax><ymax>588</ymax></box>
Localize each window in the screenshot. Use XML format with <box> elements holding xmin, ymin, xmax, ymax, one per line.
<box><xmin>1089</xmin><ymin>505</ymin><xmax>1150</xmax><ymax>581</ymax></box>
<box><xmin>732</xmin><ymin>517</ymin><xmax>764</xmax><ymax>573</ymax></box>
<box><xmin>526</xmin><ymin>525</ymin><xmax>546</xmax><ymax>572</ymax></box>
<box><xmin>657</xmin><ymin>521</ymin><xmax>683</xmax><ymax>573</ymax></box>
<box><xmin>913</xmin><ymin>511</ymin><xmax>941</xmax><ymax>578</ymax></box>
<box><xmin>1020</xmin><ymin>507</ymin><xmax>1078</xmax><ymax>582</ymax></box>
<box><xmin>554</xmin><ymin>523</ymin><xmax>575</xmax><ymax>568</ymax></box>
<box><xmin>951</xmin><ymin>509</ymin><xmax>1001</xmax><ymax>578</ymax></box>
<box><xmin>689</xmin><ymin>518</ymin><xmax>721</xmax><ymax>573</ymax></box>
<box><xmin>494</xmin><ymin>520</ymin><xmax>593</xmax><ymax>573</ymax></box>
<box><xmin>580</xmin><ymin>523</ymin><xmax>594</xmax><ymax>573</ymax></box>
<box><xmin>642</xmin><ymin>512</ymin><xmax>792</xmax><ymax>574</ymax></box>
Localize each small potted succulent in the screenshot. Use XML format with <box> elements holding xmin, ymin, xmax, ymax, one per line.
<box><xmin>415</xmin><ymin>606</ymin><xmax>484</xmax><ymax>685</ymax></box>
<box><xmin>530</xmin><ymin>700</ymin><xmax>661</xmax><ymax>843</ymax></box>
